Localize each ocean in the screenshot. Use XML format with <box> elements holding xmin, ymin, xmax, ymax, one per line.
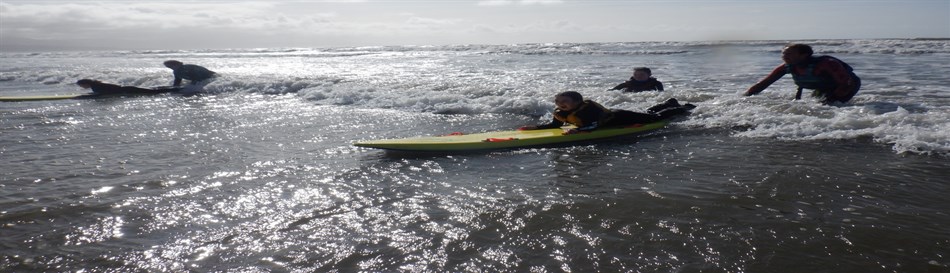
<box><xmin>1</xmin><ymin>39</ymin><xmax>948</xmax><ymax>272</ymax></box>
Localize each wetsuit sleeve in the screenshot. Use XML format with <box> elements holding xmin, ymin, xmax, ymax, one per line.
<box><xmin>745</xmin><ymin>65</ymin><xmax>787</xmax><ymax>96</ymax></box>
<box><xmin>815</xmin><ymin>59</ymin><xmax>855</xmax><ymax>99</ymax></box>
<box><xmin>656</xmin><ymin>81</ymin><xmax>664</xmax><ymax>91</ymax></box>
<box><xmin>534</xmin><ymin>117</ymin><xmax>564</xmax><ymax>129</ymax></box>
<box><xmin>611</xmin><ymin>82</ymin><xmax>628</xmax><ymax>90</ymax></box>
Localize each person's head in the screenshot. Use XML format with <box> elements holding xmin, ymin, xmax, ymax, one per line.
<box><xmin>632</xmin><ymin>67</ymin><xmax>652</xmax><ymax>81</ymax></box>
<box><xmin>163</xmin><ymin>60</ymin><xmax>183</xmax><ymax>69</ymax></box>
<box><xmin>75</xmin><ymin>79</ymin><xmax>99</xmax><ymax>89</ymax></box>
<box><xmin>782</xmin><ymin>44</ymin><xmax>813</xmax><ymax>65</ymax></box>
<box><xmin>554</xmin><ymin>91</ymin><xmax>584</xmax><ymax>111</ymax></box>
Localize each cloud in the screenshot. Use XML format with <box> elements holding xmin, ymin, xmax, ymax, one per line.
<box><xmin>521</xmin><ymin>0</ymin><xmax>564</xmax><ymax>4</ymax></box>
<box><xmin>405</xmin><ymin>17</ymin><xmax>462</xmax><ymax>30</ymax></box>
<box><xmin>1</xmin><ymin>0</ymin><xmax>945</xmax><ymax>51</ymax></box>
<box><xmin>1</xmin><ymin>2</ymin><xmax>298</xmax><ymax>32</ymax></box>
<box><xmin>0</xmin><ymin>1</ymin><xmax>348</xmax><ymax>50</ymax></box>
<box><xmin>477</xmin><ymin>0</ymin><xmax>563</xmax><ymax>6</ymax></box>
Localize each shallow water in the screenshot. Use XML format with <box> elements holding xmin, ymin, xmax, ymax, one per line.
<box><xmin>1</xmin><ymin>39</ymin><xmax>949</xmax><ymax>272</ymax></box>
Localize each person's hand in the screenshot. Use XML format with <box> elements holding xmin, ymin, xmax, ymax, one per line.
<box><xmin>744</xmin><ymin>85</ymin><xmax>765</xmax><ymax>96</ymax></box>
<box><xmin>518</xmin><ymin>125</ymin><xmax>537</xmax><ymax>131</ymax></box>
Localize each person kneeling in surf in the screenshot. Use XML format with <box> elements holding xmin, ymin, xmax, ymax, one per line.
<box><xmin>519</xmin><ymin>91</ymin><xmax>694</xmax><ymax>135</ymax></box>
<box><xmin>163</xmin><ymin>60</ymin><xmax>217</xmax><ymax>95</ymax></box>
<box><xmin>744</xmin><ymin>43</ymin><xmax>861</xmax><ymax>104</ymax></box>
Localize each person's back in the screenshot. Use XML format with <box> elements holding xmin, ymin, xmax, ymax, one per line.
<box><xmin>552</xmin><ymin>99</ymin><xmax>612</xmax><ymax>129</ymax></box>
<box><xmin>175</xmin><ymin>64</ymin><xmax>216</xmax><ymax>82</ymax></box>
<box><xmin>787</xmin><ymin>55</ymin><xmax>860</xmax><ymax>101</ymax></box>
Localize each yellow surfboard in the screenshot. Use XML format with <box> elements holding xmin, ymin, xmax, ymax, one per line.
<box><xmin>354</xmin><ymin>121</ymin><xmax>667</xmax><ymax>152</ymax></box>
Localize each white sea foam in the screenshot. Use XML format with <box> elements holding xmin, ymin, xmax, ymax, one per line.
<box><xmin>2</xmin><ymin>39</ymin><xmax>948</xmax><ymax>155</ymax></box>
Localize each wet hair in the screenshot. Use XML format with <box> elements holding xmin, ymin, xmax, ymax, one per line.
<box><xmin>163</xmin><ymin>60</ymin><xmax>183</xmax><ymax>66</ymax></box>
<box><xmin>75</xmin><ymin>79</ymin><xmax>100</xmax><ymax>85</ymax></box>
<box><xmin>633</xmin><ymin>67</ymin><xmax>652</xmax><ymax>75</ymax></box>
<box><xmin>556</xmin><ymin>91</ymin><xmax>583</xmax><ymax>102</ymax></box>
<box><xmin>785</xmin><ymin>44</ymin><xmax>814</xmax><ymax>56</ymax></box>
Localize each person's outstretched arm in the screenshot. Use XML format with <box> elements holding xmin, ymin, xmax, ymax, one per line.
<box><xmin>745</xmin><ymin>65</ymin><xmax>787</xmax><ymax>96</ymax></box>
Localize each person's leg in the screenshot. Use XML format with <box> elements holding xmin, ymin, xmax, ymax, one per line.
<box><xmin>180</xmin><ymin>78</ymin><xmax>215</xmax><ymax>95</ymax></box>
<box><xmin>647</xmin><ymin>98</ymin><xmax>680</xmax><ymax>113</ymax></box>
<box><xmin>838</xmin><ymin>75</ymin><xmax>861</xmax><ymax>102</ymax></box>
<box><xmin>656</xmin><ymin>107</ymin><xmax>688</xmax><ymax>119</ymax></box>
<box><xmin>823</xmin><ymin>75</ymin><xmax>861</xmax><ymax>104</ymax></box>
<box><xmin>606</xmin><ymin>110</ymin><xmax>663</xmax><ymax>126</ymax></box>
<box><xmin>180</xmin><ymin>84</ymin><xmax>202</xmax><ymax>95</ymax></box>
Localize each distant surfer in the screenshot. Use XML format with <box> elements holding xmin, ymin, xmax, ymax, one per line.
<box><xmin>163</xmin><ymin>60</ymin><xmax>217</xmax><ymax>94</ymax></box>
<box><xmin>76</xmin><ymin>79</ymin><xmax>180</xmax><ymax>95</ymax></box>
<box><xmin>744</xmin><ymin>43</ymin><xmax>861</xmax><ymax>104</ymax></box>
<box><xmin>519</xmin><ymin>91</ymin><xmax>694</xmax><ymax>135</ymax></box>
<box><xmin>610</xmin><ymin>67</ymin><xmax>663</xmax><ymax>92</ymax></box>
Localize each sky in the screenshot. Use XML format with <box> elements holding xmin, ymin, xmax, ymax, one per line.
<box><xmin>1</xmin><ymin>0</ymin><xmax>948</xmax><ymax>51</ymax></box>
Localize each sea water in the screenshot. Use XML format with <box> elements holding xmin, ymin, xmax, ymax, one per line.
<box><xmin>1</xmin><ymin>39</ymin><xmax>948</xmax><ymax>272</ymax></box>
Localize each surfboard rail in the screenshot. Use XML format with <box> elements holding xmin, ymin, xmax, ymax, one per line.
<box><xmin>353</xmin><ymin>121</ymin><xmax>668</xmax><ymax>152</ymax></box>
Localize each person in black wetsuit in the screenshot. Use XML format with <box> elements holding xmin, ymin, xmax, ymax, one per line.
<box><xmin>76</xmin><ymin>79</ymin><xmax>178</xmax><ymax>95</ymax></box>
<box><xmin>163</xmin><ymin>60</ymin><xmax>216</xmax><ymax>94</ymax></box>
<box><xmin>519</xmin><ymin>91</ymin><xmax>694</xmax><ymax>135</ymax></box>
<box><xmin>610</xmin><ymin>67</ymin><xmax>664</xmax><ymax>92</ymax></box>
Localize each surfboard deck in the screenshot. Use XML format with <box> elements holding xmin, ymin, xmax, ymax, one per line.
<box><xmin>353</xmin><ymin>121</ymin><xmax>668</xmax><ymax>152</ymax></box>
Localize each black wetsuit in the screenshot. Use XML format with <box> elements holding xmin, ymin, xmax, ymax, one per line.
<box><xmin>172</xmin><ymin>64</ymin><xmax>216</xmax><ymax>86</ymax></box>
<box><xmin>611</xmin><ymin>77</ymin><xmax>664</xmax><ymax>92</ymax></box>
<box><xmin>534</xmin><ymin>99</ymin><xmax>689</xmax><ymax>132</ymax></box>
<box><xmin>88</xmin><ymin>82</ymin><xmax>152</xmax><ymax>94</ymax></box>
<box><xmin>87</xmin><ymin>82</ymin><xmax>180</xmax><ymax>95</ymax></box>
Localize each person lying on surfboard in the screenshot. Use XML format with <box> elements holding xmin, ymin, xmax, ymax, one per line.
<box><xmin>76</xmin><ymin>79</ymin><xmax>180</xmax><ymax>95</ymax></box>
<box><xmin>519</xmin><ymin>91</ymin><xmax>694</xmax><ymax>135</ymax></box>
